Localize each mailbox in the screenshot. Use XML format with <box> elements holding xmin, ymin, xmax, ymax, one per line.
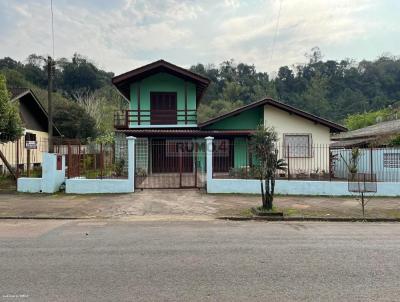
<box><xmin>56</xmin><ymin>155</ymin><xmax>62</xmax><ymax>170</ymax></box>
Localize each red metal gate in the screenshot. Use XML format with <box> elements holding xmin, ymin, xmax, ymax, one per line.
<box><xmin>135</xmin><ymin>139</ymin><xmax>206</xmax><ymax>189</ymax></box>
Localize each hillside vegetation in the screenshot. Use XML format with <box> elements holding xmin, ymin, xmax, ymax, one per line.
<box><xmin>1</xmin><ymin>48</ymin><xmax>399</xmax><ymax>138</ymax></box>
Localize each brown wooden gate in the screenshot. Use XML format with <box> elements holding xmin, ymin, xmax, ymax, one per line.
<box><xmin>135</xmin><ymin>139</ymin><xmax>206</xmax><ymax>189</ymax></box>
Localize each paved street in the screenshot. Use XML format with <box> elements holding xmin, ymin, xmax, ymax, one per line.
<box><xmin>1</xmin><ymin>220</ymin><xmax>400</xmax><ymax>301</ymax></box>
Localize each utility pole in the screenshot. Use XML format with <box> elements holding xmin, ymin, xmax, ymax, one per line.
<box><xmin>47</xmin><ymin>56</ymin><xmax>54</xmax><ymax>153</ymax></box>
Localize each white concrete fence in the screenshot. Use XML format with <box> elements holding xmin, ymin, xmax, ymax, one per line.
<box><xmin>17</xmin><ymin>135</ymin><xmax>400</xmax><ymax>196</ymax></box>
<box><xmin>18</xmin><ymin>137</ymin><xmax>136</xmax><ymax>194</ymax></box>
<box><xmin>205</xmin><ymin>137</ymin><xmax>400</xmax><ymax>197</ymax></box>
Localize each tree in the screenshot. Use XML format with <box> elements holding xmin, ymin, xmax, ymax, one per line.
<box><xmin>0</xmin><ymin>74</ymin><xmax>23</xmax><ymax>143</ymax></box>
<box><xmin>197</xmin><ymin>99</ymin><xmax>243</xmax><ymax>123</ymax></box>
<box><xmin>53</xmin><ymin>101</ymin><xmax>97</xmax><ymax>139</ymax></box>
<box><xmin>249</xmin><ymin>126</ymin><xmax>287</xmax><ymax>210</ymax></box>
<box><xmin>61</xmin><ymin>53</ymin><xmax>112</xmax><ymax>94</ymax></box>
<box><xmin>301</xmin><ymin>71</ymin><xmax>331</xmax><ymax>117</ymax></box>
<box><xmin>73</xmin><ymin>89</ymin><xmax>105</xmax><ymax>132</ymax></box>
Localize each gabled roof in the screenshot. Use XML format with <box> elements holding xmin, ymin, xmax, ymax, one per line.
<box><xmin>9</xmin><ymin>88</ymin><xmax>62</xmax><ymax>136</ymax></box>
<box><xmin>112</xmin><ymin>59</ymin><xmax>210</xmax><ymax>102</ymax></box>
<box><xmin>199</xmin><ymin>98</ymin><xmax>347</xmax><ymax>133</ymax></box>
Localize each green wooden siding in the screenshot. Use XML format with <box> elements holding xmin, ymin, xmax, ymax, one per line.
<box><xmin>203</xmin><ymin>106</ymin><xmax>263</xmax><ymax>130</ymax></box>
<box><xmin>234</xmin><ymin>137</ymin><xmax>249</xmax><ymax>168</ymax></box>
<box><xmin>129</xmin><ymin>72</ymin><xmax>197</xmax><ymax>126</ymax></box>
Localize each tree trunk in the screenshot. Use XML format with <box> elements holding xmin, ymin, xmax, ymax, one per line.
<box><xmin>269</xmin><ymin>178</ymin><xmax>275</xmax><ymax>210</ymax></box>
<box><xmin>260</xmin><ymin>179</ymin><xmax>266</xmax><ymax>208</ymax></box>
<box><xmin>265</xmin><ymin>178</ymin><xmax>271</xmax><ymax>210</ymax></box>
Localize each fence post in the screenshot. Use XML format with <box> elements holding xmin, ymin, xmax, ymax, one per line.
<box><xmin>329</xmin><ymin>146</ymin><xmax>332</xmax><ymax>181</ymax></box>
<box><xmin>126</xmin><ymin>136</ymin><xmax>136</xmax><ymax>192</ymax></box>
<box><xmin>370</xmin><ymin>147</ymin><xmax>373</xmax><ymax>179</ymax></box>
<box><xmin>100</xmin><ymin>143</ymin><xmax>104</xmax><ymax>179</ymax></box>
<box><xmin>205</xmin><ymin>137</ymin><xmax>214</xmax><ymax>192</ymax></box>
<box><xmin>16</xmin><ymin>138</ymin><xmax>20</xmax><ymax>179</ymax></box>
<box><xmin>27</xmin><ymin>149</ymin><xmax>30</xmax><ymax>177</ymax></box>
<box><xmin>78</xmin><ymin>141</ymin><xmax>81</xmax><ymax>177</ymax></box>
<box><xmin>194</xmin><ymin>142</ymin><xmax>198</xmax><ymax>188</ymax></box>
<box><xmin>287</xmin><ymin>145</ymin><xmax>290</xmax><ymax>180</ymax></box>
<box><xmin>67</xmin><ymin>143</ymin><xmax>71</xmax><ymax>179</ymax></box>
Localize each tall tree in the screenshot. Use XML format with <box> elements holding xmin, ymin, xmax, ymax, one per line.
<box><xmin>0</xmin><ymin>74</ymin><xmax>23</xmax><ymax>142</ymax></box>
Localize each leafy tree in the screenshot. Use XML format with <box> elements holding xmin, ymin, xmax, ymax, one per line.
<box><xmin>61</xmin><ymin>53</ymin><xmax>113</xmax><ymax>94</ymax></box>
<box><xmin>53</xmin><ymin>101</ymin><xmax>97</xmax><ymax>139</ymax></box>
<box><xmin>249</xmin><ymin>126</ymin><xmax>287</xmax><ymax>210</ymax></box>
<box><xmin>197</xmin><ymin>99</ymin><xmax>243</xmax><ymax>123</ymax></box>
<box><xmin>344</xmin><ymin>108</ymin><xmax>392</xmax><ymax>130</ymax></box>
<box><xmin>1</xmin><ymin>48</ymin><xmax>400</xmax><ymax>131</ymax></box>
<box><xmin>0</xmin><ymin>74</ymin><xmax>23</xmax><ymax>142</ymax></box>
<box><xmin>301</xmin><ymin>72</ymin><xmax>331</xmax><ymax>117</ymax></box>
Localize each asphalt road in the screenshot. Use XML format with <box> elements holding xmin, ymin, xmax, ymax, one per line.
<box><xmin>1</xmin><ymin>220</ymin><xmax>400</xmax><ymax>302</ymax></box>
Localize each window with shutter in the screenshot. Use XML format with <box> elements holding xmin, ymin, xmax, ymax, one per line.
<box><xmin>283</xmin><ymin>134</ymin><xmax>312</xmax><ymax>158</ymax></box>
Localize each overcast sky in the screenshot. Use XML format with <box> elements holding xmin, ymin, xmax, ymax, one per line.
<box><xmin>0</xmin><ymin>0</ymin><xmax>399</xmax><ymax>75</ymax></box>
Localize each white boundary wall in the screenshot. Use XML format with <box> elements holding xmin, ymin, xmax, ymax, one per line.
<box><xmin>205</xmin><ymin>137</ymin><xmax>400</xmax><ymax>197</ymax></box>
<box><xmin>18</xmin><ymin>153</ymin><xmax>66</xmax><ymax>193</ymax></box>
<box><xmin>65</xmin><ymin>137</ymin><xmax>136</xmax><ymax>194</ymax></box>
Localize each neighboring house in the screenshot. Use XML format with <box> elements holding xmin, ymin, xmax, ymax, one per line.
<box><xmin>0</xmin><ymin>88</ymin><xmax>61</xmax><ymax>173</ymax></box>
<box><xmin>112</xmin><ymin>60</ymin><xmax>346</xmax><ymax>188</ymax></box>
<box><xmin>331</xmin><ymin>119</ymin><xmax>400</xmax><ymax>148</ymax></box>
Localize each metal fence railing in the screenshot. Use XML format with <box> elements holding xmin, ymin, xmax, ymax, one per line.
<box><xmin>211</xmin><ymin>140</ymin><xmax>400</xmax><ymax>182</ymax></box>
<box><xmin>54</xmin><ymin>138</ymin><xmax>128</xmax><ymax>180</ymax></box>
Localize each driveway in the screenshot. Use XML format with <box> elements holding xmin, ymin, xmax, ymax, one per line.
<box><xmin>0</xmin><ymin>189</ymin><xmax>399</xmax><ymax>219</ymax></box>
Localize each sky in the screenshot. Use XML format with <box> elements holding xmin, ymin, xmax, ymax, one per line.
<box><xmin>0</xmin><ymin>0</ymin><xmax>399</xmax><ymax>76</ymax></box>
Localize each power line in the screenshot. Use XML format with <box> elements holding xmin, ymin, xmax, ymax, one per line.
<box><xmin>268</xmin><ymin>0</ymin><xmax>282</xmax><ymax>68</ymax></box>
<box><xmin>50</xmin><ymin>0</ymin><xmax>55</xmax><ymax>58</ymax></box>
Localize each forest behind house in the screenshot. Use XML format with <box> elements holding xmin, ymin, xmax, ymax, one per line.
<box><xmin>1</xmin><ymin>48</ymin><xmax>399</xmax><ymax>140</ymax></box>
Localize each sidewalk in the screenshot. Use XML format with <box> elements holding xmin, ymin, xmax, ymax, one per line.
<box><xmin>0</xmin><ymin>190</ymin><xmax>399</xmax><ymax>219</ymax></box>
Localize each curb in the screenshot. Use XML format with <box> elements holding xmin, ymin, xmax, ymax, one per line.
<box><xmin>0</xmin><ymin>216</ymin><xmax>92</xmax><ymax>220</ymax></box>
<box><xmin>217</xmin><ymin>216</ymin><xmax>400</xmax><ymax>222</ymax></box>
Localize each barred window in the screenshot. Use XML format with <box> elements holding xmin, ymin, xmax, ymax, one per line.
<box><xmin>284</xmin><ymin>134</ymin><xmax>312</xmax><ymax>158</ymax></box>
<box><xmin>383</xmin><ymin>153</ymin><xmax>400</xmax><ymax>168</ymax></box>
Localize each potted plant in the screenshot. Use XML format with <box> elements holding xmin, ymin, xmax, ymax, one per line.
<box><xmin>310</xmin><ymin>168</ymin><xmax>319</xmax><ymax>179</ymax></box>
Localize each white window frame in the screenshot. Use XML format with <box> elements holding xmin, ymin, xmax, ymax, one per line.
<box><xmin>283</xmin><ymin>133</ymin><xmax>313</xmax><ymax>158</ymax></box>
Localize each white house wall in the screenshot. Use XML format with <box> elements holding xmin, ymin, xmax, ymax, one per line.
<box><xmin>264</xmin><ymin>104</ymin><xmax>332</xmax><ymax>176</ymax></box>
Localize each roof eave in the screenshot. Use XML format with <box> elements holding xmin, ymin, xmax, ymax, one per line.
<box><xmin>199</xmin><ymin>98</ymin><xmax>347</xmax><ymax>133</ymax></box>
<box><xmin>13</xmin><ymin>89</ymin><xmax>62</xmax><ymax>136</ymax></box>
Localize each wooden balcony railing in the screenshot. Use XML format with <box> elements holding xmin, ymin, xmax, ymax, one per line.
<box><xmin>114</xmin><ymin>109</ymin><xmax>197</xmax><ymax>128</ymax></box>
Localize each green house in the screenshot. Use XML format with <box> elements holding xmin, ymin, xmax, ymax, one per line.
<box><xmin>112</xmin><ymin>60</ymin><xmax>345</xmax><ymax>189</ymax></box>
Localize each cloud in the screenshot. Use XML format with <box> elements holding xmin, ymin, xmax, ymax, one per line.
<box><xmin>0</xmin><ymin>0</ymin><xmax>397</xmax><ymax>75</ymax></box>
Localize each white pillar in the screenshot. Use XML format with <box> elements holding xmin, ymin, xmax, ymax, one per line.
<box><xmin>127</xmin><ymin>136</ymin><xmax>136</xmax><ymax>192</ymax></box>
<box><xmin>205</xmin><ymin>136</ymin><xmax>214</xmax><ymax>192</ymax></box>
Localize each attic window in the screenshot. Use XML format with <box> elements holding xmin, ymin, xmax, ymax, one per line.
<box><xmin>283</xmin><ymin>134</ymin><xmax>312</xmax><ymax>158</ymax></box>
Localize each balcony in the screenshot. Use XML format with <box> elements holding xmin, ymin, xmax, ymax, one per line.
<box><xmin>114</xmin><ymin>109</ymin><xmax>197</xmax><ymax>128</ymax></box>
